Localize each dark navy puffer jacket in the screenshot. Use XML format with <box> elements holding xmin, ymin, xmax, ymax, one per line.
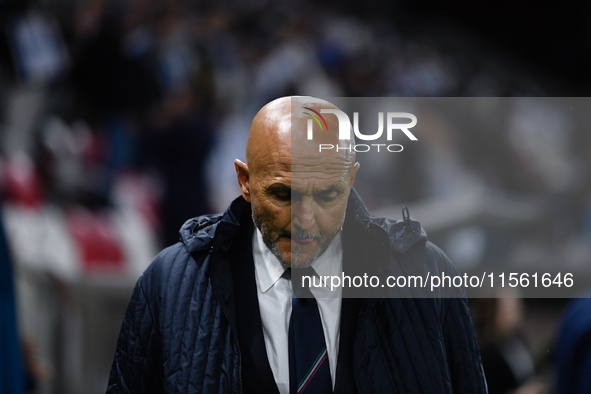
<box><xmin>107</xmin><ymin>189</ymin><xmax>487</xmax><ymax>393</ymax></box>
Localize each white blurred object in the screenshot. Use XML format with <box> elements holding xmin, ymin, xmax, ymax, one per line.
<box><xmin>10</xmin><ymin>13</ymin><xmax>70</xmax><ymax>85</ymax></box>
<box><xmin>507</xmin><ymin>99</ymin><xmax>576</xmax><ymax>192</ymax></box>
<box><xmin>444</xmin><ymin>226</ymin><xmax>487</xmax><ymax>269</ymax></box>
<box><xmin>111</xmin><ymin>209</ymin><xmax>159</xmax><ymax>280</ymax></box>
<box><xmin>3</xmin><ymin>203</ymin><xmax>79</xmax><ymax>281</ymax></box>
<box><xmin>205</xmin><ymin>114</ymin><xmax>250</xmax><ymax>213</ymax></box>
<box><xmin>322</xmin><ymin>18</ymin><xmax>374</xmax><ymax>57</ymax></box>
<box><xmin>253</xmin><ymin>38</ymin><xmax>339</xmax><ymax>100</ymax></box>
<box><xmin>110</xmin><ymin>172</ymin><xmax>161</xmax><ymax>278</ymax></box>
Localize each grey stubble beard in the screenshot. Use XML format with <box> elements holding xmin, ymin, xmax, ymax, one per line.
<box><xmin>251</xmin><ymin>209</ymin><xmax>345</xmax><ymax>269</ymax></box>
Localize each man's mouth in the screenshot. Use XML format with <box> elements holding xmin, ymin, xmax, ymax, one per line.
<box><xmin>291</xmin><ymin>237</ymin><xmax>315</xmax><ymax>245</ymax></box>
<box><xmin>282</xmin><ymin>231</ymin><xmax>321</xmax><ymax>246</ymax></box>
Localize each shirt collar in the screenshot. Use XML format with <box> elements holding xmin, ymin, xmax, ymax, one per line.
<box><xmin>253</xmin><ymin>228</ymin><xmax>288</xmax><ymax>293</ymax></box>
<box><xmin>310</xmin><ymin>232</ymin><xmax>342</xmax><ymax>278</ymax></box>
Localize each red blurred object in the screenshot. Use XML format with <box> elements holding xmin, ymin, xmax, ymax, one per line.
<box><xmin>66</xmin><ymin>208</ymin><xmax>125</xmax><ymax>273</ymax></box>
<box><xmin>1</xmin><ymin>156</ymin><xmax>44</xmax><ymax>207</ymax></box>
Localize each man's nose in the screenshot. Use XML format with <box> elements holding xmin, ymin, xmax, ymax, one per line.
<box><xmin>292</xmin><ymin>196</ymin><xmax>315</xmax><ymax>230</ymax></box>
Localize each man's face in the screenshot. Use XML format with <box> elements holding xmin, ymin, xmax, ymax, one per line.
<box><xmin>249</xmin><ymin>149</ymin><xmax>356</xmax><ymax>268</ymax></box>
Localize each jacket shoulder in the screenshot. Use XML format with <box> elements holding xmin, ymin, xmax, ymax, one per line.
<box><xmin>420</xmin><ymin>240</ymin><xmax>459</xmax><ymax>275</ymax></box>
<box><xmin>178</xmin><ymin>213</ymin><xmax>224</xmax><ymax>252</ymax></box>
<box><xmin>372</xmin><ymin>215</ymin><xmax>456</xmax><ymax>273</ymax></box>
<box><xmin>144</xmin><ymin>242</ymin><xmax>193</xmax><ymax>277</ymax></box>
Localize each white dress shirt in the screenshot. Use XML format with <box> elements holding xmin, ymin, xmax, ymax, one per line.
<box><xmin>252</xmin><ymin>228</ymin><xmax>343</xmax><ymax>394</ymax></box>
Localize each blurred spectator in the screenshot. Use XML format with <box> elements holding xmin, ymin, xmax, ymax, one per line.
<box><xmin>0</xmin><ymin>0</ymin><xmax>587</xmax><ymax>248</ymax></box>
<box><xmin>0</xmin><ymin>207</ymin><xmax>26</xmax><ymax>393</ymax></box>
<box><xmin>555</xmin><ymin>294</ymin><xmax>591</xmax><ymax>394</ymax></box>
<box><xmin>140</xmin><ymin>88</ymin><xmax>214</xmax><ymax>246</ymax></box>
<box><xmin>471</xmin><ymin>297</ymin><xmax>547</xmax><ymax>394</ymax></box>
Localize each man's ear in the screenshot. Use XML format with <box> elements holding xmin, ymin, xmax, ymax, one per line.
<box><xmin>234</xmin><ymin>159</ymin><xmax>252</xmax><ymax>202</ymax></box>
<box><xmin>349</xmin><ymin>162</ymin><xmax>360</xmax><ymax>189</ymax></box>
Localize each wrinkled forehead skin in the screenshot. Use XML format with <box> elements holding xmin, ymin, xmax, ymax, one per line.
<box><xmin>247</xmin><ymin>96</ymin><xmax>355</xmax><ymax>186</ymax></box>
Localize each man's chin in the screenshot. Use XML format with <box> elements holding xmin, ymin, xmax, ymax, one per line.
<box><xmin>271</xmin><ymin>248</ymin><xmax>315</xmax><ymax>269</ymax></box>
<box><xmin>288</xmin><ymin>253</ymin><xmax>315</xmax><ymax>269</ymax></box>
<box><xmin>271</xmin><ymin>237</ymin><xmax>329</xmax><ymax>268</ymax></box>
<box><xmin>288</xmin><ymin>247</ymin><xmax>318</xmax><ymax>269</ymax></box>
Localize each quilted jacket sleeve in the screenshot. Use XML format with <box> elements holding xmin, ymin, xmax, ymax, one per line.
<box><xmin>106</xmin><ymin>268</ymin><xmax>164</xmax><ymax>394</ymax></box>
<box><xmin>442</xmin><ymin>296</ymin><xmax>488</xmax><ymax>393</ymax></box>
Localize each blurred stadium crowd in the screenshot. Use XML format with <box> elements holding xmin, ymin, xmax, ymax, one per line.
<box><xmin>3</xmin><ymin>0</ymin><xmax>589</xmax><ymax>244</ymax></box>
<box><xmin>0</xmin><ymin>0</ymin><xmax>590</xmax><ymax>393</ymax></box>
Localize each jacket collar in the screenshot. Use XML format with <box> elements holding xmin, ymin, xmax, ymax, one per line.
<box><xmin>179</xmin><ymin>196</ymin><xmax>250</xmax><ymax>253</ymax></box>
<box><xmin>344</xmin><ymin>188</ymin><xmax>427</xmax><ymax>255</ymax></box>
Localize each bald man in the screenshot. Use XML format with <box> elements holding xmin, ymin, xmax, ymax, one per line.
<box><xmin>107</xmin><ymin>97</ymin><xmax>487</xmax><ymax>394</ymax></box>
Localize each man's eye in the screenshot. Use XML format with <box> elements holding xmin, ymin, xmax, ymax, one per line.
<box><xmin>275</xmin><ymin>191</ymin><xmax>291</xmax><ymax>200</ymax></box>
<box><xmin>318</xmin><ymin>192</ymin><xmax>338</xmax><ymax>202</ymax></box>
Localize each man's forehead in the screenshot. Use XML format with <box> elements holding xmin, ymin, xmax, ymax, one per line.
<box><xmin>257</xmin><ymin>159</ymin><xmax>350</xmax><ymax>192</ymax></box>
<box><xmin>257</xmin><ymin>148</ymin><xmax>351</xmax><ymax>172</ymax></box>
<box><xmin>290</xmin><ymin>173</ymin><xmax>349</xmax><ymax>193</ymax></box>
<box><xmin>291</xmin><ymin>154</ymin><xmax>351</xmax><ymax>174</ymax></box>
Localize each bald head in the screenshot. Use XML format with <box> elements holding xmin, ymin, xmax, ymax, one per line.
<box><xmin>245</xmin><ymin>96</ymin><xmax>356</xmax><ymax>175</ymax></box>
